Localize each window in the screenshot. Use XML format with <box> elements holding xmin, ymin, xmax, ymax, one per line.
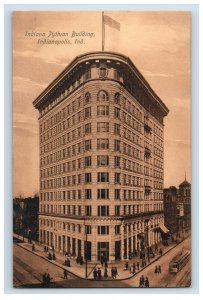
<box><xmin>114</xmin><ymin>70</ymin><xmax>121</xmax><ymax>81</ymax></box>
<box><xmin>115</xmin><ymin>225</ymin><xmax>120</xmax><ymax>234</ymax></box>
<box><xmin>97</xmin><ymin>155</ymin><xmax>109</xmax><ymax>166</ymax></box>
<box><xmin>84</xmin><ymin>69</ymin><xmax>91</xmax><ymax>81</ymax></box>
<box><xmin>114</xmin><ymin>123</ymin><xmax>120</xmax><ymax>135</ymax></box>
<box><xmin>97</xmin><ymin>90</ymin><xmax>108</xmax><ymax>102</ymax></box>
<box><xmin>72</xmin><ymin>191</ymin><xmax>76</xmax><ymax>200</ymax></box>
<box><xmin>114</xmin><ymin>107</ymin><xmax>120</xmax><ymax>119</ymax></box>
<box><xmin>78</xmin><ymin>190</ymin><xmax>81</xmax><ymax>199</ymax></box>
<box><xmin>115</xmin><ymin>156</ymin><xmax>120</xmax><ymax>168</ymax></box>
<box><xmin>85</xmin><ymin>225</ymin><xmax>91</xmax><ymax>234</ymax></box>
<box><xmin>114</xmin><ymin>140</ymin><xmax>121</xmax><ymax>151</ymax></box>
<box><xmin>115</xmin><ymin>206</ymin><xmax>120</xmax><ymax>216</ymax></box>
<box><xmin>97</xmin><ymin>139</ymin><xmax>109</xmax><ymax>149</ymax></box>
<box><xmin>72</xmin><ymin>205</ymin><xmax>76</xmax><ymax>215</ymax></box>
<box><xmin>84</xmin><ymin>140</ymin><xmax>91</xmax><ymax>151</ymax></box>
<box><xmin>85</xmin><ymin>189</ymin><xmax>92</xmax><ymax>199</ymax></box>
<box><xmin>97</xmin><ymin>122</ymin><xmax>109</xmax><ymax>132</ymax></box>
<box><xmin>85</xmin><ymin>173</ymin><xmax>92</xmax><ymax>183</ymax></box>
<box><xmin>99</xmin><ymin>67</ymin><xmax>108</xmax><ymax>78</ymax></box>
<box><xmin>97</xmin><ymin>105</ymin><xmax>109</xmax><ymax>116</ymax></box>
<box><xmin>115</xmin><ymin>189</ymin><xmax>120</xmax><ymax>200</ymax></box>
<box><xmin>72</xmin><ymin>161</ymin><xmax>76</xmax><ymax>170</ymax></box>
<box><xmin>115</xmin><ymin>173</ymin><xmax>120</xmax><ymax>184</ymax></box>
<box><xmin>84</xmin><ymin>156</ymin><xmax>91</xmax><ymax>167</ymax></box>
<box><xmin>78</xmin><ymin>206</ymin><xmax>81</xmax><ymax>216</ymax></box>
<box><xmin>98</xmin><ymin>226</ymin><xmax>109</xmax><ymax>235</ymax></box>
<box><xmin>85</xmin><ymin>123</ymin><xmax>91</xmax><ymax>134</ymax></box>
<box><xmin>85</xmin><ymin>206</ymin><xmax>92</xmax><ymax>216</ymax></box>
<box><xmin>77</xmin><ymin>143</ymin><xmax>82</xmax><ymax>154</ymax></box>
<box><xmin>97</xmin><ymin>206</ymin><xmax>109</xmax><ymax>216</ymax></box>
<box><xmin>84</xmin><ymin>107</ymin><xmax>91</xmax><ymax>119</ymax></box>
<box><xmin>85</xmin><ymin>92</ymin><xmax>91</xmax><ymax>105</ymax></box>
<box><xmin>97</xmin><ymin>189</ymin><xmax>109</xmax><ymax>199</ymax></box>
<box><xmin>114</xmin><ymin>93</ymin><xmax>121</xmax><ymax>105</ymax></box>
<box><xmin>72</xmin><ymin>101</ymin><xmax>76</xmax><ymax>113</ymax></box>
<box><xmin>97</xmin><ymin>172</ymin><xmax>109</xmax><ymax>182</ymax></box>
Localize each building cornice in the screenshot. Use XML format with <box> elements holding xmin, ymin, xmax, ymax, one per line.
<box><xmin>33</xmin><ymin>51</ymin><xmax>169</xmax><ymax>118</ymax></box>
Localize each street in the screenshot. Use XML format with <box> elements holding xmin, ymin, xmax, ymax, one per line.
<box><xmin>13</xmin><ymin>240</ymin><xmax>129</xmax><ymax>288</ymax></box>
<box><xmin>126</xmin><ymin>236</ymin><xmax>191</xmax><ymax>288</ymax></box>
<box><xmin>13</xmin><ymin>237</ymin><xmax>191</xmax><ymax>288</ymax></box>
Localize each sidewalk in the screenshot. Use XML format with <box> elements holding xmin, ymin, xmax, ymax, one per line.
<box><xmin>13</xmin><ymin>232</ymin><xmax>190</xmax><ymax>281</ymax></box>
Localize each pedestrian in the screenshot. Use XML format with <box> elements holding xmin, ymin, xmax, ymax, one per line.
<box><xmin>132</xmin><ymin>263</ymin><xmax>136</xmax><ymax>274</ymax></box>
<box><xmin>158</xmin><ymin>265</ymin><xmax>162</xmax><ymax>273</ymax></box>
<box><xmin>97</xmin><ymin>268</ymin><xmax>102</xmax><ymax>280</ymax></box>
<box><xmin>52</xmin><ymin>252</ymin><xmax>56</xmax><ymax>260</ymax></box>
<box><xmin>136</xmin><ymin>261</ymin><xmax>139</xmax><ymax>270</ymax></box>
<box><xmin>114</xmin><ymin>267</ymin><xmax>118</xmax><ymax>278</ymax></box>
<box><xmin>63</xmin><ymin>269</ymin><xmax>68</xmax><ymax>279</ymax></box>
<box><xmin>93</xmin><ymin>268</ymin><xmax>97</xmax><ymax>280</ymax></box>
<box><xmin>145</xmin><ymin>277</ymin><xmax>149</xmax><ymax>287</ymax></box>
<box><xmin>159</xmin><ymin>248</ymin><xmax>163</xmax><ymax>256</ymax></box>
<box><xmin>46</xmin><ymin>273</ymin><xmax>51</xmax><ymax>287</ymax></box>
<box><xmin>139</xmin><ymin>275</ymin><xmax>145</xmax><ymax>287</ymax></box>
<box><xmin>32</xmin><ymin>244</ymin><xmax>35</xmax><ymax>251</ymax></box>
<box><xmin>67</xmin><ymin>258</ymin><xmax>71</xmax><ymax>267</ymax></box>
<box><xmin>42</xmin><ymin>272</ymin><xmax>47</xmax><ymax>287</ymax></box>
<box><xmin>48</xmin><ymin>252</ymin><xmax>52</xmax><ymax>260</ymax></box>
<box><xmin>79</xmin><ymin>256</ymin><xmax>84</xmax><ymax>265</ymax></box>
<box><xmin>104</xmin><ymin>268</ymin><xmax>108</xmax><ymax>278</ymax></box>
<box><xmin>155</xmin><ymin>265</ymin><xmax>158</xmax><ymax>273</ymax></box>
<box><xmin>100</xmin><ymin>254</ymin><xmax>104</xmax><ymax>267</ymax></box>
<box><xmin>44</xmin><ymin>246</ymin><xmax>46</xmax><ymax>252</ymax></box>
<box><xmin>111</xmin><ymin>267</ymin><xmax>115</xmax><ymax>279</ymax></box>
<box><xmin>125</xmin><ymin>261</ymin><xmax>129</xmax><ymax>270</ymax></box>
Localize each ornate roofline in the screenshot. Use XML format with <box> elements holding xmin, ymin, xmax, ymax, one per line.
<box><xmin>33</xmin><ymin>51</ymin><xmax>169</xmax><ymax>116</ymax></box>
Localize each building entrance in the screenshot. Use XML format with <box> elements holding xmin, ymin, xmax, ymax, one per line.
<box><xmin>97</xmin><ymin>242</ymin><xmax>109</xmax><ymax>261</ymax></box>
<box><xmin>115</xmin><ymin>241</ymin><xmax>121</xmax><ymax>260</ymax></box>
<box><xmin>84</xmin><ymin>241</ymin><xmax>91</xmax><ymax>261</ymax></box>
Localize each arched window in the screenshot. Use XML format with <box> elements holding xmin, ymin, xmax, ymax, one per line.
<box><xmin>114</xmin><ymin>93</ymin><xmax>121</xmax><ymax>105</ymax></box>
<box><xmin>97</xmin><ymin>90</ymin><xmax>109</xmax><ymax>102</ymax></box>
<box><xmin>84</xmin><ymin>92</ymin><xmax>91</xmax><ymax>105</ymax></box>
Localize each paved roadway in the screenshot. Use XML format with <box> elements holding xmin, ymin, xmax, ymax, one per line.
<box><xmin>126</xmin><ymin>236</ymin><xmax>191</xmax><ymax>288</ymax></box>
<box><xmin>13</xmin><ymin>237</ymin><xmax>191</xmax><ymax>289</ymax></box>
<box><xmin>13</xmin><ymin>240</ymin><xmax>129</xmax><ymax>288</ymax></box>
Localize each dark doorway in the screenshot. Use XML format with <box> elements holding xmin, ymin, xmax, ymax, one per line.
<box><xmin>78</xmin><ymin>239</ymin><xmax>81</xmax><ymax>257</ymax></box>
<box><xmin>97</xmin><ymin>242</ymin><xmax>109</xmax><ymax>261</ymax></box>
<box><xmin>115</xmin><ymin>240</ymin><xmax>121</xmax><ymax>260</ymax></box>
<box><xmin>72</xmin><ymin>238</ymin><xmax>76</xmax><ymax>256</ymax></box>
<box><xmin>84</xmin><ymin>241</ymin><xmax>91</xmax><ymax>261</ymax></box>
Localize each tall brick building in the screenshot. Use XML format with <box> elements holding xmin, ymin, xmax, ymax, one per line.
<box><xmin>33</xmin><ymin>51</ymin><xmax>169</xmax><ymax>261</ymax></box>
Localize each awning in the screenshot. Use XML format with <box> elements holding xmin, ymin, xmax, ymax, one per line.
<box><xmin>160</xmin><ymin>224</ymin><xmax>170</xmax><ymax>234</ymax></box>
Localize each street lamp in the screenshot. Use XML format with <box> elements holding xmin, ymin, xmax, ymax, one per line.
<box><xmin>85</xmin><ymin>230</ymin><xmax>88</xmax><ymax>278</ymax></box>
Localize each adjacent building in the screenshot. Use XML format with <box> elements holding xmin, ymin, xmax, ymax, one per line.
<box><xmin>164</xmin><ymin>179</ymin><xmax>191</xmax><ymax>234</ymax></box>
<box><xmin>13</xmin><ymin>196</ymin><xmax>39</xmax><ymax>240</ymax></box>
<box><xmin>33</xmin><ymin>51</ymin><xmax>169</xmax><ymax>261</ymax></box>
<box><xmin>177</xmin><ymin>179</ymin><xmax>191</xmax><ymax>231</ymax></box>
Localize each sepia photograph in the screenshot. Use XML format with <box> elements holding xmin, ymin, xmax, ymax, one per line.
<box><xmin>12</xmin><ymin>10</ymin><xmax>191</xmax><ymax>289</ymax></box>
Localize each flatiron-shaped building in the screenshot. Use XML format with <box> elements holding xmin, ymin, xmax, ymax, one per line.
<box><xmin>33</xmin><ymin>51</ymin><xmax>169</xmax><ymax>262</ymax></box>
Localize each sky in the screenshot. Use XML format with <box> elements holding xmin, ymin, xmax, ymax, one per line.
<box><xmin>12</xmin><ymin>10</ymin><xmax>191</xmax><ymax>197</ymax></box>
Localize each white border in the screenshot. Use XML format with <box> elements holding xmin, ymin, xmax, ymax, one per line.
<box><xmin>1</xmin><ymin>0</ymin><xmax>202</xmax><ymax>298</ymax></box>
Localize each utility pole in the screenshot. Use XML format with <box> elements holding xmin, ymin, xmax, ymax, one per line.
<box><xmin>85</xmin><ymin>231</ymin><xmax>88</xmax><ymax>278</ymax></box>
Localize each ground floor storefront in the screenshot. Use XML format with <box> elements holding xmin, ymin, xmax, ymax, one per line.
<box><xmin>39</xmin><ymin>224</ymin><xmax>163</xmax><ymax>262</ymax></box>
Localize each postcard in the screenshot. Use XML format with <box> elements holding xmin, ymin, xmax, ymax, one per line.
<box><xmin>12</xmin><ymin>10</ymin><xmax>191</xmax><ymax>288</ymax></box>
